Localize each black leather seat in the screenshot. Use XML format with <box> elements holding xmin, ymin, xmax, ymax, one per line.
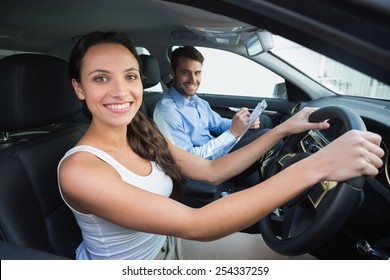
<box><xmin>139</xmin><ymin>54</ymin><xmax>163</xmax><ymax>118</ymax></box>
<box><xmin>0</xmin><ymin>54</ymin><xmax>87</xmax><ymax>259</ymax></box>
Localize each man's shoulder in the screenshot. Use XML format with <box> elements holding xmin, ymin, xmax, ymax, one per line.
<box><xmin>196</xmin><ymin>96</ymin><xmax>210</xmax><ymax>106</ymax></box>
<box><xmin>155</xmin><ymin>93</ymin><xmax>176</xmax><ymax>109</ymax></box>
<box><xmin>153</xmin><ymin>93</ymin><xmax>180</xmax><ymax>118</ymax></box>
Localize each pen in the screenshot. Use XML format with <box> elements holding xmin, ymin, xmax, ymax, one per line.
<box><xmin>229</xmin><ymin>107</ymin><xmax>253</xmax><ymax>112</ymax></box>
<box><xmin>229</xmin><ymin>107</ymin><xmax>241</xmax><ymax>112</ymax></box>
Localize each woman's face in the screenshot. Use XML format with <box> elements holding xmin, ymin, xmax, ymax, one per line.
<box><xmin>72</xmin><ymin>43</ymin><xmax>143</xmax><ymax>128</ymax></box>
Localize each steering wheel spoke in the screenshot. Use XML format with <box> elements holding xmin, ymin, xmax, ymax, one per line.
<box><xmin>280</xmin><ymin>194</ymin><xmax>318</xmax><ymax>239</ymax></box>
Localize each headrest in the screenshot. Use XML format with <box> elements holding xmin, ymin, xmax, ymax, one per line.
<box><xmin>139</xmin><ymin>54</ymin><xmax>161</xmax><ymax>89</ymax></box>
<box><xmin>0</xmin><ymin>54</ymin><xmax>83</xmax><ymax>131</ymax></box>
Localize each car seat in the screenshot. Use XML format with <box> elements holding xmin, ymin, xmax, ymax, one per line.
<box><xmin>139</xmin><ymin>54</ymin><xmax>164</xmax><ymax>118</ymax></box>
<box><xmin>0</xmin><ymin>54</ymin><xmax>87</xmax><ymax>259</ymax></box>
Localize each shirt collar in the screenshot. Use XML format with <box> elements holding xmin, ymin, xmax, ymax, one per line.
<box><xmin>169</xmin><ymin>86</ymin><xmax>199</xmax><ymax>109</ymax></box>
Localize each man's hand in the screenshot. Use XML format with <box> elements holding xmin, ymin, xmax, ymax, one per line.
<box><xmin>249</xmin><ymin>117</ymin><xmax>260</xmax><ymax>130</ymax></box>
<box><xmin>229</xmin><ymin>107</ymin><xmax>251</xmax><ymax>137</ymax></box>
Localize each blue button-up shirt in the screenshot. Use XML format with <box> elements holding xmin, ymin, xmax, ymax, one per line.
<box><xmin>153</xmin><ymin>87</ymin><xmax>236</xmax><ymax>160</ymax></box>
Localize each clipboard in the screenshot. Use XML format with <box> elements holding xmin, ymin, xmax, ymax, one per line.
<box><xmin>226</xmin><ymin>99</ymin><xmax>267</xmax><ymax>153</ymax></box>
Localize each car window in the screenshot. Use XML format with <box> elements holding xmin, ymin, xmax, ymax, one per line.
<box><xmin>271</xmin><ymin>36</ymin><xmax>390</xmax><ymax>101</ymax></box>
<box><xmin>171</xmin><ymin>46</ymin><xmax>285</xmax><ymax>99</ymax></box>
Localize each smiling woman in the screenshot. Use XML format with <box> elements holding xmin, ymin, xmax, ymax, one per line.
<box><xmin>0</xmin><ymin>0</ymin><xmax>389</xmax><ymax>266</ymax></box>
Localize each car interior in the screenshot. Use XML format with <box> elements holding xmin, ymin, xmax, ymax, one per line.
<box><xmin>0</xmin><ymin>0</ymin><xmax>389</xmax><ymax>260</ymax></box>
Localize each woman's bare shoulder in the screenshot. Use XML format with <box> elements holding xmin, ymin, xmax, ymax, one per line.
<box><xmin>59</xmin><ymin>148</ymin><xmax>119</xmax><ymax>188</ymax></box>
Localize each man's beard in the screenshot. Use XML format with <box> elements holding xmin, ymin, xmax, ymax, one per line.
<box><xmin>172</xmin><ymin>78</ymin><xmax>198</xmax><ymax>98</ymax></box>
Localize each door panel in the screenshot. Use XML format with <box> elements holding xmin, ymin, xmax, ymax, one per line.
<box><xmin>198</xmin><ymin>93</ymin><xmax>299</xmax><ymax>126</ymax></box>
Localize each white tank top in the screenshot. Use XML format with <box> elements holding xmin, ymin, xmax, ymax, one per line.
<box><xmin>57</xmin><ymin>145</ymin><xmax>173</xmax><ymax>259</ymax></box>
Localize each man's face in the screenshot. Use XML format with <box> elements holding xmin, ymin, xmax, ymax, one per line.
<box><xmin>171</xmin><ymin>57</ymin><xmax>202</xmax><ymax>98</ymax></box>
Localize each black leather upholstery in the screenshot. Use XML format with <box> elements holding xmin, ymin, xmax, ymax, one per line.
<box><xmin>140</xmin><ymin>54</ymin><xmax>161</xmax><ymax>89</ymax></box>
<box><xmin>141</xmin><ymin>92</ymin><xmax>164</xmax><ymax>118</ymax></box>
<box><xmin>0</xmin><ymin>54</ymin><xmax>83</xmax><ymax>131</ymax></box>
<box><xmin>0</xmin><ymin>54</ymin><xmax>87</xmax><ymax>259</ymax></box>
<box><xmin>139</xmin><ymin>54</ymin><xmax>163</xmax><ymax>118</ymax></box>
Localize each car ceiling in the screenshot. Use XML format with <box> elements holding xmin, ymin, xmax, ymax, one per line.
<box><xmin>0</xmin><ymin>0</ymin><xmax>249</xmax><ymax>53</ymax></box>
<box><xmin>0</xmin><ymin>0</ymin><xmax>389</xmax><ymax>84</ymax></box>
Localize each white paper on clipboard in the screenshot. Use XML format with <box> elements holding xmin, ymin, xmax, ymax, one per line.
<box><xmin>226</xmin><ymin>99</ymin><xmax>267</xmax><ymax>153</ymax></box>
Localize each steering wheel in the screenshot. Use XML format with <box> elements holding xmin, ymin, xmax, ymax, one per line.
<box><xmin>259</xmin><ymin>105</ymin><xmax>367</xmax><ymax>256</ymax></box>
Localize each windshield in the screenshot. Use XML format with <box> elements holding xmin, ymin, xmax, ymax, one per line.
<box><xmin>270</xmin><ymin>36</ymin><xmax>390</xmax><ymax>101</ymax></box>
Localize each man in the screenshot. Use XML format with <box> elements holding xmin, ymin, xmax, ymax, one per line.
<box><xmin>153</xmin><ymin>46</ymin><xmax>278</xmax><ymax>188</ymax></box>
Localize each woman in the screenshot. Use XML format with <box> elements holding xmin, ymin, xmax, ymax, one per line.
<box><xmin>58</xmin><ymin>31</ymin><xmax>384</xmax><ymax>260</ymax></box>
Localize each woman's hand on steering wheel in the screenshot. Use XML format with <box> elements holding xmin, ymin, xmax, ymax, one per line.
<box><xmin>310</xmin><ymin>129</ymin><xmax>384</xmax><ymax>182</ymax></box>
<box><xmin>278</xmin><ymin>107</ymin><xmax>330</xmax><ymax>136</ymax></box>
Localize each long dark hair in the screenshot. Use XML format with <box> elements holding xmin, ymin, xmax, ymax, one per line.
<box><xmin>69</xmin><ymin>31</ymin><xmax>185</xmax><ymax>199</ymax></box>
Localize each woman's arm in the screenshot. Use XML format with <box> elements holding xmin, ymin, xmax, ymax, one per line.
<box><xmin>173</xmin><ymin>107</ymin><xmax>331</xmax><ymax>185</ymax></box>
<box><xmin>59</xmin><ymin>129</ymin><xmax>383</xmax><ymax>241</ymax></box>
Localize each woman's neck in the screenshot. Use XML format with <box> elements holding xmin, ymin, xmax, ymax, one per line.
<box><xmin>78</xmin><ymin>121</ymin><xmax>130</xmax><ymax>152</ymax></box>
